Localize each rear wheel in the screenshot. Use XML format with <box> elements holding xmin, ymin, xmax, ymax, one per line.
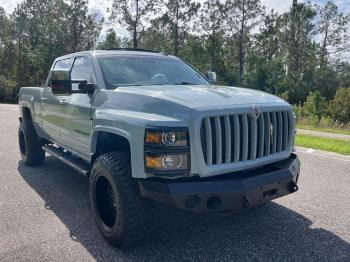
<box><xmin>90</xmin><ymin>151</ymin><xmax>154</xmax><ymax>248</ymax></box>
<box><xmin>18</xmin><ymin>119</ymin><xmax>45</xmax><ymax>166</ymax></box>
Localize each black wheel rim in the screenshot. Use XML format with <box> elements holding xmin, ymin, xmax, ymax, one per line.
<box><xmin>95</xmin><ymin>175</ymin><xmax>117</xmax><ymax>228</ymax></box>
<box><xmin>19</xmin><ymin>130</ymin><xmax>26</xmax><ymax>156</ymax></box>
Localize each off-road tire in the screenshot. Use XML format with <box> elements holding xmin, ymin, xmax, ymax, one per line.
<box><xmin>90</xmin><ymin>151</ymin><xmax>154</xmax><ymax>248</ymax></box>
<box><xmin>18</xmin><ymin>119</ymin><xmax>45</xmax><ymax>166</ymax></box>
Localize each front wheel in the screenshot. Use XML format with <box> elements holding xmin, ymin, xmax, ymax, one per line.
<box><xmin>90</xmin><ymin>152</ymin><xmax>154</xmax><ymax>248</ymax></box>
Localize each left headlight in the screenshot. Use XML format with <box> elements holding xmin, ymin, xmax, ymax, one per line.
<box><xmin>144</xmin><ymin>128</ymin><xmax>190</xmax><ymax>177</ymax></box>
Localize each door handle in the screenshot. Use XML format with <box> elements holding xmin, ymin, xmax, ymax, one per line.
<box><xmin>59</xmin><ymin>99</ymin><xmax>68</xmax><ymax>105</ymax></box>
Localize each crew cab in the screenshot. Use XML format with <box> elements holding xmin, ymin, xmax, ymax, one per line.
<box><xmin>18</xmin><ymin>49</ymin><xmax>300</xmax><ymax>247</ymax></box>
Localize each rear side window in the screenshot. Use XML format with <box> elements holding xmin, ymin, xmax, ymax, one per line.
<box><xmin>53</xmin><ymin>58</ymin><xmax>73</xmax><ymax>70</ymax></box>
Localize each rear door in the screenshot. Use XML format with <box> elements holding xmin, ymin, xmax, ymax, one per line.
<box><xmin>59</xmin><ymin>56</ymin><xmax>95</xmax><ymax>159</ymax></box>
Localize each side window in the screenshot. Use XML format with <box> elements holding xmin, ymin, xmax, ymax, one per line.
<box><xmin>53</xmin><ymin>58</ymin><xmax>73</xmax><ymax>70</ymax></box>
<box><xmin>71</xmin><ymin>57</ymin><xmax>93</xmax><ymax>91</ymax></box>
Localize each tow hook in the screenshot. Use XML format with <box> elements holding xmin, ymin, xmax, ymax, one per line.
<box><xmin>288</xmin><ymin>182</ymin><xmax>299</xmax><ymax>193</ymax></box>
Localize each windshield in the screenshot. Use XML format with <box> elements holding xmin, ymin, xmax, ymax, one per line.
<box><xmin>97</xmin><ymin>55</ymin><xmax>210</xmax><ymax>89</ymax></box>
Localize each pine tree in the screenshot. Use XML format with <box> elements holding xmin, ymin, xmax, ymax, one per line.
<box><xmin>109</xmin><ymin>0</ymin><xmax>159</xmax><ymax>48</ymax></box>
<box><xmin>317</xmin><ymin>1</ymin><xmax>350</xmax><ymax>65</ymax></box>
<box><xmin>67</xmin><ymin>0</ymin><xmax>103</xmax><ymax>52</ymax></box>
<box><xmin>96</xmin><ymin>29</ymin><xmax>121</xmax><ymax>50</ymax></box>
<box><xmin>198</xmin><ymin>0</ymin><xmax>227</xmax><ymax>73</ymax></box>
<box><xmin>161</xmin><ymin>0</ymin><xmax>200</xmax><ymax>56</ymax></box>
<box><xmin>226</xmin><ymin>0</ymin><xmax>264</xmax><ymax>83</ymax></box>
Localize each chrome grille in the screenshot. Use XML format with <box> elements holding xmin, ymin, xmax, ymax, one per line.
<box><xmin>200</xmin><ymin>110</ymin><xmax>293</xmax><ymax>166</ymax></box>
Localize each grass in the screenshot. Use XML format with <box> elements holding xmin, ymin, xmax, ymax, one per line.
<box><xmin>296</xmin><ymin>123</ymin><xmax>350</xmax><ymax>136</ymax></box>
<box><xmin>295</xmin><ymin>134</ymin><xmax>350</xmax><ymax>155</ymax></box>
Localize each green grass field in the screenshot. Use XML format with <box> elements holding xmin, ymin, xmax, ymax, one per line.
<box><xmin>296</xmin><ymin>123</ymin><xmax>350</xmax><ymax>136</ymax></box>
<box><xmin>295</xmin><ymin>134</ymin><xmax>350</xmax><ymax>155</ymax></box>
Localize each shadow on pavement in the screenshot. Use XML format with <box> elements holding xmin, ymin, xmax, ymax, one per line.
<box><xmin>18</xmin><ymin>157</ymin><xmax>350</xmax><ymax>262</ymax></box>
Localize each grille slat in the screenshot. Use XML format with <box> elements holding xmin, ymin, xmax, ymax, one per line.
<box><xmin>264</xmin><ymin>112</ymin><xmax>271</xmax><ymax>156</ymax></box>
<box><xmin>214</xmin><ymin>116</ymin><xmax>222</xmax><ymax>165</ymax></box>
<box><xmin>233</xmin><ymin>115</ymin><xmax>240</xmax><ymax>163</ymax></box>
<box><xmin>224</xmin><ymin>116</ymin><xmax>231</xmax><ymax>163</ymax></box>
<box><xmin>204</xmin><ymin>118</ymin><xmax>212</xmax><ymax>165</ymax></box>
<box><xmin>283</xmin><ymin>111</ymin><xmax>288</xmax><ymax>150</ymax></box>
<box><xmin>271</xmin><ymin>112</ymin><xmax>277</xmax><ymax>154</ymax></box>
<box><xmin>258</xmin><ymin>113</ymin><xmax>265</xmax><ymax>158</ymax></box>
<box><xmin>200</xmin><ymin>109</ymin><xmax>293</xmax><ymax>167</ymax></box>
<box><xmin>277</xmin><ymin>112</ymin><xmax>283</xmax><ymax>152</ymax></box>
<box><xmin>241</xmin><ymin>115</ymin><xmax>248</xmax><ymax>161</ymax></box>
<box><xmin>250</xmin><ymin>118</ymin><xmax>257</xmax><ymax>160</ymax></box>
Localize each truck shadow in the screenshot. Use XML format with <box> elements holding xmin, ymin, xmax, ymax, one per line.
<box><xmin>18</xmin><ymin>157</ymin><xmax>350</xmax><ymax>262</ymax></box>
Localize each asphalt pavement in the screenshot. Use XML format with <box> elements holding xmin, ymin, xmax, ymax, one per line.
<box><xmin>1</xmin><ymin>103</ymin><xmax>350</xmax><ymax>262</ymax></box>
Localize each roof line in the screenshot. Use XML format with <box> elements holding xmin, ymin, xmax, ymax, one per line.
<box><xmin>99</xmin><ymin>48</ymin><xmax>159</xmax><ymax>53</ymax></box>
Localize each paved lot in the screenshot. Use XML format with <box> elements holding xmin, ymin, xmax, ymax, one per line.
<box><xmin>1</xmin><ymin>103</ymin><xmax>350</xmax><ymax>262</ymax></box>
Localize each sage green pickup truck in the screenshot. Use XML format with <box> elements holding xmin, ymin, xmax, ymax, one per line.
<box><xmin>18</xmin><ymin>49</ymin><xmax>300</xmax><ymax>247</ymax></box>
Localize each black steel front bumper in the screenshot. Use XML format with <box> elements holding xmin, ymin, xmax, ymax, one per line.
<box><xmin>138</xmin><ymin>154</ymin><xmax>300</xmax><ymax>213</ymax></box>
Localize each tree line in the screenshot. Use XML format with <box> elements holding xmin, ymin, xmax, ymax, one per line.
<box><xmin>0</xmin><ymin>0</ymin><xmax>350</xmax><ymax>123</ymax></box>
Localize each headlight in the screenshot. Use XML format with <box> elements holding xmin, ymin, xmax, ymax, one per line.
<box><xmin>145</xmin><ymin>153</ymin><xmax>188</xmax><ymax>171</ymax></box>
<box><xmin>145</xmin><ymin>129</ymin><xmax>188</xmax><ymax>147</ymax></box>
<box><xmin>144</xmin><ymin>127</ymin><xmax>190</xmax><ymax>177</ymax></box>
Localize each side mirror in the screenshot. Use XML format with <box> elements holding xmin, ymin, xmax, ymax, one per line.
<box><xmin>50</xmin><ymin>69</ymin><xmax>72</xmax><ymax>95</ymax></box>
<box><xmin>206</xmin><ymin>71</ymin><xmax>217</xmax><ymax>83</ymax></box>
<box><xmin>49</xmin><ymin>69</ymin><xmax>95</xmax><ymax>95</ymax></box>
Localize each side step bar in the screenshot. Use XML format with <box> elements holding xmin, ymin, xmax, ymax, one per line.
<box><xmin>42</xmin><ymin>145</ymin><xmax>91</xmax><ymax>176</ymax></box>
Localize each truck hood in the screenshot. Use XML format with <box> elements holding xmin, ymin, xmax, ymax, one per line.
<box><xmin>116</xmin><ymin>85</ymin><xmax>287</xmax><ymax>109</ymax></box>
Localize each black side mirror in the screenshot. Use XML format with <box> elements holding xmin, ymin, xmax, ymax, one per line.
<box><xmin>49</xmin><ymin>69</ymin><xmax>95</xmax><ymax>95</ymax></box>
<box><xmin>50</xmin><ymin>69</ymin><xmax>72</xmax><ymax>95</ymax></box>
<box><xmin>78</xmin><ymin>82</ymin><xmax>95</xmax><ymax>94</ymax></box>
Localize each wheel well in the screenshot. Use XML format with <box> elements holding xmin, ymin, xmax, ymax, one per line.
<box><xmin>22</xmin><ymin>107</ymin><xmax>32</xmax><ymax>120</ymax></box>
<box><xmin>93</xmin><ymin>132</ymin><xmax>131</xmax><ymax>162</ymax></box>
<box><xmin>21</xmin><ymin>106</ymin><xmax>48</xmax><ymax>145</ymax></box>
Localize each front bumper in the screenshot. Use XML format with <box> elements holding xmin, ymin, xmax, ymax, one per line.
<box><xmin>138</xmin><ymin>154</ymin><xmax>300</xmax><ymax>213</ymax></box>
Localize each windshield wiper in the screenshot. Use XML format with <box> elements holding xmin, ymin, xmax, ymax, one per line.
<box><xmin>113</xmin><ymin>83</ymin><xmax>143</xmax><ymax>89</ymax></box>
<box><xmin>113</xmin><ymin>82</ymin><xmax>197</xmax><ymax>89</ymax></box>
<box><xmin>173</xmin><ymin>82</ymin><xmax>196</xmax><ymax>85</ymax></box>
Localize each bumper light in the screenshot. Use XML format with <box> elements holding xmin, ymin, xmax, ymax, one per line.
<box><xmin>145</xmin><ymin>154</ymin><xmax>188</xmax><ymax>171</ymax></box>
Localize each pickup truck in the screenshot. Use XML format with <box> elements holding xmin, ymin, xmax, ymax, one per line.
<box><xmin>18</xmin><ymin>49</ymin><xmax>300</xmax><ymax>247</ymax></box>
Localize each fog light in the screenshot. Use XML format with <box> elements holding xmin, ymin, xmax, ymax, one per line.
<box><xmin>145</xmin><ymin>153</ymin><xmax>188</xmax><ymax>171</ymax></box>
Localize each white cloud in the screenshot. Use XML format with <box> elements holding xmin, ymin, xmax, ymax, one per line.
<box><xmin>0</xmin><ymin>0</ymin><xmax>21</xmax><ymax>12</ymax></box>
